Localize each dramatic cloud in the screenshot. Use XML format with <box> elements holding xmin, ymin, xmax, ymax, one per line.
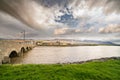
<box><xmin>0</xmin><ymin>12</ymin><xmax>41</xmax><ymax>39</ymax></box>
<box><xmin>86</xmin><ymin>0</ymin><xmax>120</xmax><ymax>14</ymax></box>
<box><xmin>54</xmin><ymin>28</ymin><xmax>68</xmax><ymax>35</ymax></box>
<box><xmin>0</xmin><ymin>0</ymin><xmax>120</xmax><ymax>29</ymax></box>
<box><xmin>0</xmin><ymin>0</ymin><xmax>120</xmax><ymax>39</ymax></box>
<box><xmin>0</xmin><ymin>0</ymin><xmax>57</xmax><ymax>29</ymax></box>
<box><xmin>99</xmin><ymin>24</ymin><xmax>120</xmax><ymax>33</ymax></box>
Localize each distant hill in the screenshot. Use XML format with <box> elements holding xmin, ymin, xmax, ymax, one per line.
<box><xmin>0</xmin><ymin>38</ymin><xmax>5</xmax><ymax>40</ymax></box>
<box><xmin>53</xmin><ymin>39</ymin><xmax>120</xmax><ymax>46</ymax></box>
<box><xmin>81</xmin><ymin>40</ymin><xmax>120</xmax><ymax>46</ymax></box>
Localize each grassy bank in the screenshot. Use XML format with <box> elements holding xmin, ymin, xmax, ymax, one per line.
<box><xmin>0</xmin><ymin>59</ymin><xmax>120</xmax><ymax>80</ymax></box>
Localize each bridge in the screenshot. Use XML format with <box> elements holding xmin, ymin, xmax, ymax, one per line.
<box><xmin>0</xmin><ymin>40</ymin><xmax>35</xmax><ymax>64</ymax></box>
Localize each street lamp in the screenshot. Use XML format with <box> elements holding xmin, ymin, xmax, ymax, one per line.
<box><xmin>21</xmin><ymin>30</ymin><xmax>25</xmax><ymax>42</ymax></box>
<box><xmin>23</xmin><ymin>30</ymin><xmax>25</xmax><ymax>42</ymax></box>
<box><xmin>21</xmin><ymin>30</ymin><xmax>25</xmax><ymax>64</ymax></box>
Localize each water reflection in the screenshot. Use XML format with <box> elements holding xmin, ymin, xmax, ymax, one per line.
<box><xmin>11</xmin><ymin>46</ymin><xmax>120</xmax><ymax>64</ymax></box>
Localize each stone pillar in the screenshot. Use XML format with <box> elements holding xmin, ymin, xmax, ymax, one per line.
<box><xmin>2</xmin><ymin>56</ymin><xmax>10</xmax><ymax>64</ymax></box>
<box><xmin>0</xmin><ymin>60</ymin><xmax>2</xmax><ymax>65</ymax></box>
<box><xmin>18</xmin><ymin>51</ymin><xmax>21</xmax><ymax>57</ymax></box>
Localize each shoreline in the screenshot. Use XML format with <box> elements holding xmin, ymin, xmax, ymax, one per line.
<box><xmin>37</xmin><ymin>44</ymin><xmax>100</xmax><ymax>46</ymax></box>
<box><xmin>1</xmin><ymin>56</ymin><xmax>120</xmax><ymax>65</ymax></box>
<box><xmin>58</xmin><ymin>57</ymin><xmax>120</xmax><ymax>64</ymax></box>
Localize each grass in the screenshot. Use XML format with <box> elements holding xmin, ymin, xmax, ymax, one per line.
<box><xmin>0</xmin><ymin>59</ymin><xmax>120</xmax><ymax>80</ymax></box>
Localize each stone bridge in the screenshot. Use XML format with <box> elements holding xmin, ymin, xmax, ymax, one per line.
<box><xmin>0</xmin><ymin>40</ymin><xmax>35</xmax><ymax>64</ymax></box>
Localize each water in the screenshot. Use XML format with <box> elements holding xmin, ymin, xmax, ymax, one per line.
<box><xmin>11</xmin><ymin>46</ymin><xmax>120</xmax><ymax>64</ymax></box>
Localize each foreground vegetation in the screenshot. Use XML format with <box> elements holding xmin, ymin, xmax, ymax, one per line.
<box><xmin>0</xmin><ymin>59</ymin><xmax>120</xmax><ymax>80</ymax></box>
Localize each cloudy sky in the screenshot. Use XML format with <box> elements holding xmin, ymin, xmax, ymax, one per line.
<box><xmin>0</xmin><ymin>0</ymin><xmax>120</xmax><ymax>40</ymax></box>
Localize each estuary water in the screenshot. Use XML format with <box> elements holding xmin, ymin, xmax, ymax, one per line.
<box><xmin>11</xmin><ymin>46</ymin><xmax>120</xmax><ymax>64</ymax></box>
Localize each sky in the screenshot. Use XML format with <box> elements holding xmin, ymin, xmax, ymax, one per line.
<box><xmin>0</xmin><ymin>0</ymin><xmax>120</xmax><ymax>40</ymax></box>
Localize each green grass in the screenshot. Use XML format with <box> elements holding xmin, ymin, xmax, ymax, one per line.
<box><xmin>0</xmin><ymin>59</ymin><xmax>120</xmax><ymax>80</ymax></box>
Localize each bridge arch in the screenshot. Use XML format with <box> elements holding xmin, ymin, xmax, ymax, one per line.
<box><xmin>26</xmin><ymin>46</ymin><xmax>32</xmax><ymax>51</ymax></box>
<box><xmin>21</xmin><ymin>47</ymin><xmax>26</xmax><ymax>53</ymax></box>
<box><xmin>26</xmin><ymin>47</ymin><xmax>29</xmax><ymax>51</ymax></box>
<box><xmin>9</xmin><ymin>51</ymin><xmax>18</xmax><ymax>58</ymax></box>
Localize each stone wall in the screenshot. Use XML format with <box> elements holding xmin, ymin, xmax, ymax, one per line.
<box><xmin>0</xmin><ymin>40</ymin><xmax>35</xmax><ymax>64</ymax></box>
